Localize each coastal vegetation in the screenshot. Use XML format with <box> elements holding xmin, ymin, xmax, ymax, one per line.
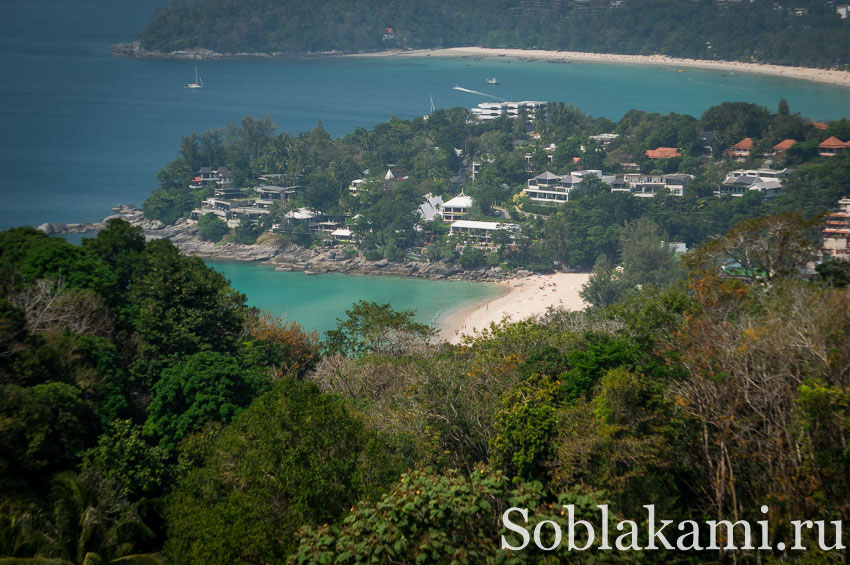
<box><xmin>143</xmin><ymin>100</ymin><xmax>850</xmax><ymax>278</ymax></box>
<box><xmin>2</xmin><ymin>210</ymin><xmax>850</xmax><ymax>561</ymax></box>
<box><xmin>135</xmin><ymin>0</ymin><xmax>850</xmax><ymax>69</ymax></box>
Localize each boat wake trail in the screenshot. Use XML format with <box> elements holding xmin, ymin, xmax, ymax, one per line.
<box><xmin>452</xmin><ymin>85</ymin><xmax>504</xmax><ymax>100</ymax></box>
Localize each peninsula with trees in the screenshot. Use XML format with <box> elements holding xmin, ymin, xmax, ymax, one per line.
<box><xmin>43</xmin><ymin>99</ymin><xmax>848</xmax><ymax>288</ymax></box>
<box><xmin>119</xmin><ymin>0</ymin><xmax>850</xmax><ymax>70</ymax></box>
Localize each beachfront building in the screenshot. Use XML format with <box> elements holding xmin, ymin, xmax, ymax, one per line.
<box><xmin>189</xmin><ymin>198</ymin><xmax>231</xmax><ymax>222</ymax></box>
<box><xmin>441</xmin><ymin>193</ymin><xmax>474</xmax><ymax>222</ymax></box>
<box><xmin>229</xmin><ymin>206</ymin><xmax>270</xmax><ymax>225</ymax></box>
<box><xmin>331</xmin><ymin>228</ymin><xmax>354</xmax><ymax>242</ymax></box>
<box><xmin>449</xmin><ymin>220</ymin><xmax>519</xmax><ymax>243</ymax></box>
<box><xmin>716</xmin><ymin>168</ymin><xmax>792</xmax><ymax>198</ymax></box>
<box><xmin>823</xmin><ymin>198</ymin><xmax>850</xmax><ymax>259</ymax></box>
<box><xmin>524</xmin><ymin>170</ymin><xmax>616</xmax><ymax>205</ymax></box>
<box><xmin>818</xmin><ymin>136</ymin><xmax>850</xmax><ymax>157</ymax></box>
<box><xmin>623</xmin><ymin>173</ymin><xmax>692</xmax><ymax>197</ymax></box>
<box><xmin>285</xmin><ymin>208</ymin><xmax>323</xmax><ymax>233</ymax></box>
<box><xmin>645</xmin><ymin>147</ymin><xmax>681</xmax><ymax>160</ymax></box>
<box><xmin>470</xmin><ymin>101</ymin><xmax>547</xmax><ymax>121</ymax></box>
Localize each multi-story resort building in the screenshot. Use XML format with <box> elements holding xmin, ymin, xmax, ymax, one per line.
<box><xmin>449</xmin><ymin>220</ymin><xmax>520</xmax><ymax>243</ymax></box>
<box><xmin>470</xmin><ymin>101</ymin><xmax>547</xmax><ymax>121</ymax></box>
<box><xmin>622</xmin><ymin>173</ymin><xmax>692</xmax><ymax>197</ymax></box>
<box><xmin>823</xmin><ymin>198</ymin><xmax>850</xmax><ymax>259</ymax></box>
<box><xmin>523</xmin><ymin>170</ymin><xmax>616</xmax><ymax>205</ymax></box>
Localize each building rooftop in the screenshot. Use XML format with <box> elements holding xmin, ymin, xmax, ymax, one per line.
<box><xmin>646</xmin><ymin>147</ymin><xmax>681</xmax><ymax>159</ymax></box>
<box><xmin>451</xmin><ymin>220</ymin><xmax>517</xmax><ymax>231</ymax></box>
<box><xmin>732</xmin><ymin>138</ymin><xmax>754</xmax><ymax>150</ymax></box>
<box><xmin>773</xmin><ymin>138</ymin><xmax>796</xmax><ymax>151</ymax></box>
<box><xmin>533</xmin><ymin>171</ymin><xmax>561</xmax><ymax>181</ymax></box>
<box><xmin>819</xmin><ymin>136</ymin><xmax>849</xmax><ymax>148</ymax></box>
<box><xmin>443</xmin><ymin>194</ymin><xmax>474</xmax><ymax>209</ymax></box>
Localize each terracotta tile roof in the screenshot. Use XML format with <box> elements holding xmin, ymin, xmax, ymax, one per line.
<box><xmin>812</xmin><ymin>122</ymin><xmax>829</xmax><ymax>130</ymax></box>
<box><xmin>645</xmin><ymin>147</ymin><xmax>681</xmax><ymax>159</ymax></box>
<box><xmin>819</xmin><ymin>136</ymin><xmax>849</xmax><ymax>149</ymax></box>
<box><xmin>773</xmin><ymin>139</ymin><xmax>796</xmax><ymax>151</ymax></box>
<box><xmin>732</xmin><ymin>138</ymin><xmax>754</xmax><ymax>150</ymax></box>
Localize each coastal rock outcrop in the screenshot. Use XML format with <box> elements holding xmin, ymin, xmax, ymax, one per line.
<box><xmin>40</xmin><ymin>211</ymin><xmax>510</xmax><ymax>282</ymax></box>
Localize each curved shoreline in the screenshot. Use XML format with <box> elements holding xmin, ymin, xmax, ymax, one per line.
<box><xmin>348</xmin><ymin>47</ymin><xmax>850</xmax><ymax>89</ymax></box>
<box><xmin>440</xmin><ymin>272</ymin><xmax>590</xmax><ymax>343</ymax></box>
<box><xmin>113</xmin><ymin>41</ymin><xmax>850</xmax><ymax>89</ymax></box>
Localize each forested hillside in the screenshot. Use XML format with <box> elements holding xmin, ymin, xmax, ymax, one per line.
<box><xmin>142</xmin><ymin>100</ymin><xmax>850</xmax><ymax>276</ymax></box>
<box><xmin>3</xmin><ymin>214</ymin><xmax>850</xmax><ymax>561</ymax></box>
<box><xmin>136</xmin><ymin>0</ymin><xmax>850</xmax><ymax>68</ymax></box>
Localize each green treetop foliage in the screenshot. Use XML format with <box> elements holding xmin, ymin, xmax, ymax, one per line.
<box><xmin>196</xmin><ymin>213</ymin><xmax>229</xmax><ymax>243</ymax></box>
<box><xmin>292</xmin><ymin>465</ymin><xmax>620</xmax><ymax>563</ymax></box>
<box><xmin>143</xmin><ymin>351</ymin><xmax>270</xmax><ymax>453</ymax></box>
<box><xmin>137</xmin><ymin>0</ymin><xmax>850</xmax><ymax>69</ymax></box>
<box><xmin>129</xmin><ymin>239</ymin><xmax>248</xmax><ymax>386</ymax></box>
<box><xmin>4</xmin><ymin>210</ymin><xmax>850</xmax><ymax>560</ymax></box>
<box><xmin>323</xmin><ymin>300</ymin><xmax>434</xmax><ymax>357</ymax></box>
<box><xmin>163</xmin><ymin>379</ymin><xmax>411</xmax><ymax>563</ymax></box>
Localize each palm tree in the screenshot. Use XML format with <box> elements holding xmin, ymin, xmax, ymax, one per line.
<box><xmin>11</xmin><ymin>472</ymin><xmax>159</xmax><ymax>564</ymax></box>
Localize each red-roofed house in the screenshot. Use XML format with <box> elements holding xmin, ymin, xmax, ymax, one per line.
<box><xmin>645</xmin><ymin>147</ymin><xmax>681</xmax><ymax>160</ymax></box>
<box><xmin>818</xmin><ymin>136</ymin><xmax>850</xmax><ymax>157</ymax></box>
<box><xmin>772</xmin><ymin>139</ymin><xmax>796</xmax><ymax>155</ymax></box>
<box><xmin>729</xmin><ymin>138</ymin><xmax>754</xmax><ymax>159</ymax></box>
<box><xmin>811</xmin><ymin>122</ymin><xmax>829</xmax><ymax>130</ymax></box>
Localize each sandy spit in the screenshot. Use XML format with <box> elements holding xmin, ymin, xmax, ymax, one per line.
<box><xmin>440</xmin><ymin>272</ymin><xmax>590</xmax><ymax>344</ymax></box>
<box><xmin>347</xmin><ymin>46</ymin><xmax>850</xmax><ymax>89</ymax></box>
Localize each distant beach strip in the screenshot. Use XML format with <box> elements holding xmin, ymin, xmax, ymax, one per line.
<box><xmin>348</xmin><ymin>47</ymin><xmax>850</xmax><ymax>89</ymax></box>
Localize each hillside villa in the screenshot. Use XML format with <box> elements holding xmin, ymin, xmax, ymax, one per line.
<box><xmin>728</xmin><ymin>137</ymin><xmax>754</xmax><ymax>159</ymax></box>
<box><xmin>716</xmin><ymin>168</ymin><xmax>792</xmax><ymax>198</ymax></box>
<box><xmin>818</xmin><ymin>136</ymin><xmax>850</xmax><ymax>157</ymax></box>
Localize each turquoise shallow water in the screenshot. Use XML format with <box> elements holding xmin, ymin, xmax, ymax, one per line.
<box><xmin>208</xmin><ymin>262</ymin><xmax>501</xmax><ymax>336</ymax></box>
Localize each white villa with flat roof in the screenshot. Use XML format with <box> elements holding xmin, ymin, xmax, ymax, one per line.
<box><xmin>524</xmin><ymin>170</ymin><xmax>615</xmax><ymax>205</ymax></box>
<box><xmin>470</xmin><ymin>101</ymin><xmax>546</xmax><ymax>121</ymax></box>
<box><xmin>449</xmin><ymin>220</ymin><xmax>519</xmax><ymax>242</ymax></box>
<box><xmin>623</xmin><ymin>173</ymin><xmax>693</xmax><ymax>197</ymax></box>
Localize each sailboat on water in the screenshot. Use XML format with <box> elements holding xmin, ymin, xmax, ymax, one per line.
<box><xmin>186</xmin><ymin>65</ymin><xmax>204</xmax><ymax>89</ymax></box>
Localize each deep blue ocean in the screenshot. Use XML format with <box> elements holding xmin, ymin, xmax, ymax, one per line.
<box><xmin>3</xmin><ymin>0</ymin><xmax>850</xmax><ymax>230</ymax></box>
<box><xmin>3</xmin><ymin>0</ymin><xmax>849</xmax><ymax>332</ymax></box>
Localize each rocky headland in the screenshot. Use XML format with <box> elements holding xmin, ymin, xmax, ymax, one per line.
<box><xmin>39</xmin><ymin>206</ymin><xmax>514</xmax><ymax>282</ymax></box>
<box><xmin>111</xmin><ymin>42</ymin><xmax>345</xmax><ymax>60</ymax></box>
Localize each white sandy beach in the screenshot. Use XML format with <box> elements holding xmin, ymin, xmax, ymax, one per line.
<box><xmin>350</xmin><ymin>46</ymin><xmax>850</xmax><ymax>89</ymax></box>
<box><xmin>440</xmin><ymin>272</ymin><xmax>590</xmax><ymax>343</ymax></box>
